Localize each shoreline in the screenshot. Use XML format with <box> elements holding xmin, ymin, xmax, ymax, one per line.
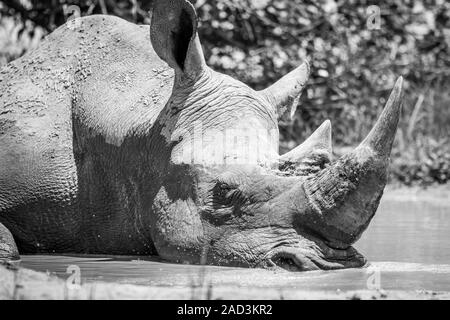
<box><xmin>383</xmin><ymin>184</ymin><xmax>450</xmax><ymax>206</ymax></box>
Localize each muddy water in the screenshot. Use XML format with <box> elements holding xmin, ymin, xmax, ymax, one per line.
<box><xmin>21</xmin><ymin>187</ymin><xmax>450</xmax><ymax>292</ymax></box>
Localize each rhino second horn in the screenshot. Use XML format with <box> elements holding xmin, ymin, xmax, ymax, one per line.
<box><xmin>302</xmin><ymin>76</ymin><xmax>403</xmax><ymax>248</ymax></box>
<box><xmin>280</xmin><ymin>120</ymin><xmax>332</xmax><ymax>164</ymax></box>
<box><xmin>262</xmin><ymin>61</ymin><xmax>310</xmax><ymax>120</ymax></box>
<box><xmin>279</xmin><ymin>120</ymin><xmax>332</xmax><ymax>174</ymax></box>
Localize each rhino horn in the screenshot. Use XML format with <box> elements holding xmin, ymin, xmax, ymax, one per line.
<box><xmin>262</xmin><ymin>61</ymin><xmax>310</xmax><ymax>120</ymax></box>
<box><xmin>279</xmin><ymin>120</ymin><xmax>332</xmax><ymax>173</ymax></box>
<box><xmin>301</xmin><ymin>76</ymin><xmax>403</xmax><ymax>248</ymax></box>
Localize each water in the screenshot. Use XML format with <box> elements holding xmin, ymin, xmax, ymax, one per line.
<box><xmin>20</xmin><ymin>188</ymin><xmax>450</xmax><ymax>292</ymax></box>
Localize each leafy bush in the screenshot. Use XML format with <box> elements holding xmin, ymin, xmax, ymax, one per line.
<box><xmin>391</xmin><ymin>137</ymin><xmax>450</xmax><ymax>185</ymax></box>
<box><xmin>0</xmin><ymin>16</ymin><xmax>43</xmax><ymax>66</ymax></box>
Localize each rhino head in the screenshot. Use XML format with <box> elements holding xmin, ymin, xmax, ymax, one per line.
<box><xmin>148</xmin><ymin>0</ymin><xmax>403</xmax><ymax>271</ymax></box>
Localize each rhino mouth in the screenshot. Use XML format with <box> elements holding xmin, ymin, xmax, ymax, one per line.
<box><xmin>268</xmin><ymin>244</ymin><xmax>367</xmax><ymax>272</ymax></box>
<box><xmin>269</xmin><ymin>250</ymin><xmax>314</xmax><ymax>272</ymax></box>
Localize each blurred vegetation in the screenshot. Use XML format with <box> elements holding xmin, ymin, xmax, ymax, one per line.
<box><xmin>0</xmin><ymin>0</ymin><xmax>449</xmax><ymax>186</ymax></box>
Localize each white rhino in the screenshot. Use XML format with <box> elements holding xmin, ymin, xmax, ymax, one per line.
<box><xmin>0</xmin><ymin>0</ymin><xmax>403</xmax><ymax>271</ymax></box>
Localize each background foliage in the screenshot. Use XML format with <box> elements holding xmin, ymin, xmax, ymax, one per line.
<box><xmin>1</xmin><ymin>0</ymin><xmax>449</xmax><ymax>185</ymax></box>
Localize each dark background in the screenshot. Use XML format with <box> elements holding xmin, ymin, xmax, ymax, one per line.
<box><xmin>0</xmin><ymin>0</ymin><xmax>449</xmax><ymax>185</ymax></box>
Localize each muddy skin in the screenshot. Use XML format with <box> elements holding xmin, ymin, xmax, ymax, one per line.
<box><xmin>0</xmin><ymin>0</ymin><xmax>403</xmax><ymax>271</ymax></box>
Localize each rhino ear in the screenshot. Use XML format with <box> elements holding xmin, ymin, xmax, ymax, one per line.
<box><xmin>150</xmin><ymin>0</ymin><xmax>206</xmax><ymax>80</ymax></box>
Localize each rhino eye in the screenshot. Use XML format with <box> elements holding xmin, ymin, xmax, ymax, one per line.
<box><xmin>212</xmin><ymin>182</ymin><xmax>248</xmax><ymax>207</ymax></box>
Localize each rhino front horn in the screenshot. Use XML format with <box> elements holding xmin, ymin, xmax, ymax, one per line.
<box><xmin>300</xmin><ymin>76</ymin><xmax>404</xmax><ymax>248</ymax></box>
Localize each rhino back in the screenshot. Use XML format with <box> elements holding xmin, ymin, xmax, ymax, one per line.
<box><xmin>0</xmin><ymin>15</ymin><xmax>172</xmax><ymax>253</ymax></box>
<box><xmin>70</xmin><ymin>15</ymin><xmax>174</xmax><ymax>146</ymax></box>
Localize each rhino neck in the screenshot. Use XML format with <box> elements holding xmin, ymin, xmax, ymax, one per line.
<box><xmin>153</xmin><ymin>68</ymin><xmax>279</xmax><ymax>168</ymax></box>
<box><xmin>160</xmin><ymin>67</ymin><xmax>221</xmax><ymax>122</ymax></box>
<box><xmin>153</xmin><ymin>68</ymin><xmax>223</xmax><ymax>162</ymax></box>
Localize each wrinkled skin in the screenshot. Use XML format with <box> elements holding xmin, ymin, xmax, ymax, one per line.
<box><xmin>0</xmin><ymin>0</ymin><xmax>403</xmax><ymax>271</ymax></box>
